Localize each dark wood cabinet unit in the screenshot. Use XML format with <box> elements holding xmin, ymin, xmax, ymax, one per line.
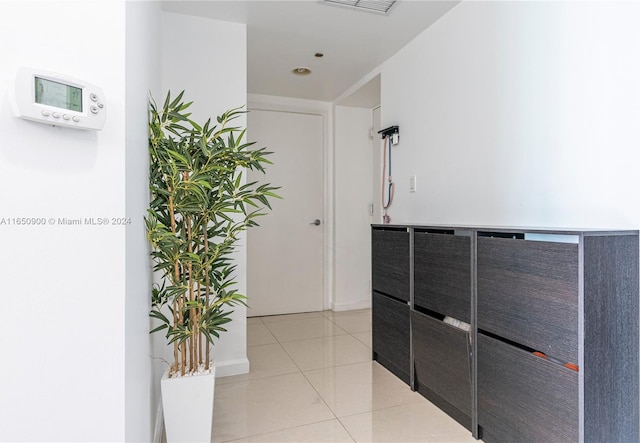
<box><xmin>477</xmin><ymin>235</ymin><xmax>579</xmax><ymax>364</ymax></box>
<box><xmin>412</xmin><ymin>310</ymin><xmax>472</xmax><ymax>429</ymax></box>
<box><xmin>414</xmin><ymin>230</ymin><xmax>471</xmax><ymax>323</ymax></box>
<box><xmin>371</xmin><ymin>226</ymin><xmax>411</xmax><ymax>384</ymax></box>
<box><xmin>371</xmin><ymin>225</ymin><xmax>639</xmax><ymax>442</ymax></box>
<box><xmin>477</xmin><ymin>333</ymin><xmax>579</xmax><ymax>443</ymax></box>
<box><xmin>412</xmin><ymin>229</ymin><xmax>473</xmax><ymax>430</ymax></box>
<box><xmin>583</xmin><ymin>235</ymin><xmax>640</xmax><ymax>442</ymax></box>
<box><xmin>372</xmin><ymin>227</ymin><xmax>410</xmax><ymax>301</ymax></box>
<box><xmin>372</xmin><ymin>291</ymin><xmax>410</xmax><ymax>384</ymax></box>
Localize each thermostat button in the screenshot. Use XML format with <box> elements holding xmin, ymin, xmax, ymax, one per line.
<box><xmin>97</xmin><ymin>102</ymin><xmax>104</xmax><ymax>109</ymax></box>
<box><xmin>90</xmin><ymin>105</ymin><xmax>98</xmax><ymax>114</ymax></box>
<box><xmin>52</xmin><ymin>112</ymin><xmax>60</xmax><ymax>118</ymax></box>
<box><xmin>63</xmin><ymin>114</ymin><xmax>70</xmax><ymax>120</ymax></box>
<box><xmin>72</xmin><ymin>116</ymin><xmax>80</xmax><ymax>122</ymax></box>
<box><xmin>90</xmin><ymin>93</ymin><xmax>98</xmax><ymax>102</ymax></box>
<box><xmin>41</xmin><ymin>110</ymin><xmax>50</xmax><ymax>117</ymax></box>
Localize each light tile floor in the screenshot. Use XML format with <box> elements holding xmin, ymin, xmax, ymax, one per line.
<box><xmin>212</xmin><ymin>309</ymin><xmax>479</xmax><ymax>443</ymax></box>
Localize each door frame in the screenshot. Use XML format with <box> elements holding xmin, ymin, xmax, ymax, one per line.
<box><xmin>247</xmin><ymin>94</ymin><xmax>333</xmax><ymax>312</ymax></box>
<box><xmin>372</xmin><ymin>105</ymin><xmax>383</xmax><ymax>226</ymax></box>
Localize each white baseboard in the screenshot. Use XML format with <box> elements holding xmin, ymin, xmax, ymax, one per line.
<box><xmin>331</xmin><ymin>299</ymin><xmax>372</xmax><ymax>312</ymax></box>
<box><xmin>214</xmin><ymin>357</ymin><xmax>250</xmax><ymax>378</ymax></box>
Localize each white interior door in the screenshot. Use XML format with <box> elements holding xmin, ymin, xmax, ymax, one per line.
<box><xmin>247</xmin><ymin>109</ymin><xmax>324</xmax><ymax>316</ymax></box>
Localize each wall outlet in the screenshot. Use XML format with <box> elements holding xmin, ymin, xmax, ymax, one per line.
<box><xmin>409</xmin><ymin>175</ymin><xmax>417</xmax><ymax>193</ymax></box>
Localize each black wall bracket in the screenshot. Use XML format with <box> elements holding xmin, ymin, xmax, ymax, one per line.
<box><xmin>378</xmin><ymin>125</ymin><xmax>399</xmax><ymax>139</ymax></box>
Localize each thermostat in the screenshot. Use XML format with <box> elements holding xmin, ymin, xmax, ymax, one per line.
<box><xmin>10</xmin><ymin>67</ymin><xmax>106</xmax><ymax>130</ymax></box>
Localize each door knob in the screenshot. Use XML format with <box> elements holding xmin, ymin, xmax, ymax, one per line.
<box><xmin>311</xmin><ymin>219</ymin><xmax>321</xmax><ymax>226</ymax></box>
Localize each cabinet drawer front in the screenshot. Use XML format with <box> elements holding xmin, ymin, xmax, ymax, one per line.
<box><xmin>372</xmin><ymin>228</ymin><xmax>410</xmax><ymax>301</ymax></box>
<box><xmin>478</xmin><ymin>334</ymin><xmax>578</xmax><ymax>443</ymax></box>
<box><xmin>477</xmin><ymin>236</ymin><xmax>578</xmax><ymax>363</ymax></box>
<box><xmin>372</xmin><ymin>292</ymin><xmax>410</xmax><ymax>383</ymax></box>
<box><xmin>414</xmin><ymin>233</ymin><xmax>471</xmax><ymax>322</ymax></box>
<box><xmin>412</xmin><ymin>311</ymin><xmax>471</xmax><ymax>418</ymax></box>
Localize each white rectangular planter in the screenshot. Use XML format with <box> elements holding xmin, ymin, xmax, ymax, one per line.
<box><xmin>161</xmin><ymin>366</ymin><xmax>216</xmax><ymax>443</ymax></box>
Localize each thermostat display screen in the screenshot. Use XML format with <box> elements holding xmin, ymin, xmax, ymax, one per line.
<box><xmin>34</xmin><ymin>77</ymin><xmax>82</xmax><ymax>112</ymax></box>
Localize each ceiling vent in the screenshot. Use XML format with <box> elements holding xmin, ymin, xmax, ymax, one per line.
<box><xmin>323</xmin><ymin>0</ymin><xmax>397</xmax><ymax>15</ymax></box>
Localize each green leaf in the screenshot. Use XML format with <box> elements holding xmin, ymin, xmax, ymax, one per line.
<box><xmin>150</xmin><ymin>324</ymin><xmax>168</xmax><ymax>334</ymax></box>
<box><xmin>149</xmin><ymin>310</ymin><xmax>171</xmax><ymax>325</ymax></box>
<box><xmin>168</xmin><ymin>91</ymin><xmax>185</xmax><ymax>109</ymax></box>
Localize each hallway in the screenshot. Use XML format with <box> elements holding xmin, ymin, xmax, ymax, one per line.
<box><xmin>212</xmin><ymin>309</ymin><xmax>476</xmax><ymax>442</ymax></box>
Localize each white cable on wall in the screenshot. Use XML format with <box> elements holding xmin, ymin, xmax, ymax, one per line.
<box><xmin>381</xmin><ymin>134</ymin><xmax>394</xmax><ymax>224</ymax></box>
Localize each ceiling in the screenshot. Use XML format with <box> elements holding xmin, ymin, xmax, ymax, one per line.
<box><xmin>162</xmin><ymin>0</ymin><xmax>460</xmax><ymax>107</ymax></box>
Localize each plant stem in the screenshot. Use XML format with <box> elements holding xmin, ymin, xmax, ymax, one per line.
<box><xmin>180</xmin><ymin>259</ymin><xmax>187</xmax><ymax>373</ymax></box>
<box><xmin>168</xmin><ymin>192</ymin><xmax>180</xmax><ymax>376</ymax></box>
<box><xmin>198</xmin><ymin>279</ymin><xmax>203</xmax><ymax>365</ymax></box>
<box><xmin>204</xmin><ymin>215</ymin><xmax>211</xmax><ymax>370</ymax></box>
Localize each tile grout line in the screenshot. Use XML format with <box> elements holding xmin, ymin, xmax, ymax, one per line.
<box><xmin>270</xmin><ymin>314</ymin><xmax>348</xmax><ymax>440</ymax></box>
<box><xmin>279</xmin><ymin>310</ymin><xmax>370</xmax><ymax>441</ymax></box>
<box><xmin>220</xmin><ymin>418</ymin><xmax>355</xmax><ymax>443</ymax></box>
<box><xmin>235</xmin><ymin>310</ymin><xmax>372</xmax><ymax>442</ymax></box>
<box><xmin>316</xmin><ymin>310</ymin><xmax>373</xmax><ymax>443</ymax></box>
<box><xmin>294</xmin><ymin>314</ymin><xmax>364</xmax><ymax>443</ymax></box>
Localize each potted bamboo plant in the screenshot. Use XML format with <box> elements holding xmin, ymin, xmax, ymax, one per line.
<box><xmin>146</xmin><ymin>91</ymin><xmax>278</xmax><ymax>442</ymax></box>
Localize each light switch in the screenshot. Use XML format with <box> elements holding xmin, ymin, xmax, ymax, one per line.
<box><xmin>409</xmin><ymin>175</ymin><xmax>417</xmax><ymax>193</ymax></box>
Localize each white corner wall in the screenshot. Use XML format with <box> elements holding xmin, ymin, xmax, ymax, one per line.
<box><xmin>334</xmin><ymin>106</ymin><xmax>374</xmax><ymax>311</ymax></box>
<box><xmin>125</xmin><ymin>2</ymin><xmax>161</xmax><ymax>442</ymax></box>
<box><xmin>379</xmin><ymin>1</ymin><xmax>640</xmax><ymax>229</ymax></box>
<box><xmin>0</xmin><ymin>1</ymin><xmax>131</xmax><ymax>441</ymax></box>
<box><xmin>160</xmin><ymin>11</ymin><xmax>249</xmax><ymax>377</ymax></box>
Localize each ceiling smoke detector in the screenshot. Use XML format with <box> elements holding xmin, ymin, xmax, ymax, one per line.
<box><xmin>323</xmin><ymin>0</ymin><xmax>397</xmax><ymax>15</ymax></box>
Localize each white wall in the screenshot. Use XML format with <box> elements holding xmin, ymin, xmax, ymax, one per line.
<box><xmin>0</xmin><ymin>1</ymin><xmax>133</xmax><ymax>441</ymax></box>
<box><xmin>160</xmin><ymin>11</ymin><xmax>249</xmax><ymax>377</ymax></box>
<box><xmin>379</xmin><ymin>1</ymin><xmax>640</xmax><ymax>229</ymax></box>
<box><xmin>0</xmin><ymin>4</ymin><xmax>249</xmax><ymax>441</ymax></box>
<box><xmin>125</xmin><ymin>2</ymin><xmax>161</xmax><ymax>442</ymax></box>
<box><xmin>333</xmin><ymin>106</ymin><xmax>374</xmax><ymax>310</ymax></box>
